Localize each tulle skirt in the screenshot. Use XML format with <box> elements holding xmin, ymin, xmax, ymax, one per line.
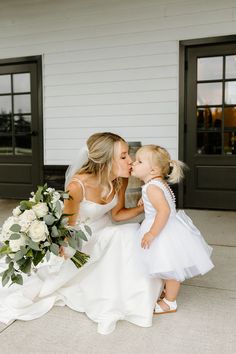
<box><xmin>136</xmin><ymin>210</ymin><xmax>214</xmax><ymax>282</ymax></box>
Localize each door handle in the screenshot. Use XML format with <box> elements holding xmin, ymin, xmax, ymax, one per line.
<box><xmin>30</xmin><ymin>130</ymin><xmax>38</xmax><ymax>136</ymax></box>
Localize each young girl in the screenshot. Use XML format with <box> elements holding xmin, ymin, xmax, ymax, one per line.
<box><xmin>132</xmin><ymin>144</ymin><xmax>214</xmax><ymax>315</ymax></box>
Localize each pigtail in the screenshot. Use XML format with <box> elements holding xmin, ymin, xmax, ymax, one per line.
<box><xmin>167</xmin><ymin>159</ymin><xmax>186</xmax><ymax>184</ymax></box>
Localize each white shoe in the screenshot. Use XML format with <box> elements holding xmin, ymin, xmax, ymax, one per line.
<box><xmin>154</xmin><ymin>297</ymin><xmax>177</xmax><ymax>315</ymax></box>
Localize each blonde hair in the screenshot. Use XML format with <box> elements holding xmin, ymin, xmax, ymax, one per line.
<box><xmin>138</xmin><ymin>145</ymin><xmax>186</xmax><ymax>184</ymax></box>
<box><xmin>78</xmin><ymin>132</ymin><xmax>125</xmax><ymax>200</ymax></box>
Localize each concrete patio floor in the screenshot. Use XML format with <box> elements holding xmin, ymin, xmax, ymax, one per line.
<box><xmin>0</xmin><ymin>199</ymin><xmax>235</xmax><ymax>354</ymax></box>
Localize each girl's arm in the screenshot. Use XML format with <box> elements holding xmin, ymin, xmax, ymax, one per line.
<box><xmin>63</xmin><ymin>182</ymin><xmax>83</xmax><ymax>226</ymax></box>
<box><xmin>141</xmin><ymin>185</ymin><xmax>170</xmax><ymax>249</ymax></box>
<box><xmin>111</xmin><ymin>178</ymin><xmax>144</xmax><ymax>222</ymax></box>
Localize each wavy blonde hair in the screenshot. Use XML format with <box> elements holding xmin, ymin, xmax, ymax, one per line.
<box><xmin>78</xmin><ymin>132</ymin><xmax>125</xmax><ymax>200</ymax></box>
<box><xmin>138</xmin><ymin>145</ymin><xmax>186</xmax><ymax>184</ymax></box>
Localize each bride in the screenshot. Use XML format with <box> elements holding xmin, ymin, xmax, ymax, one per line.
<box><xmin>0</xmin><ymin>132</ymin><xmax>162</xmax><ymax>335</ymax></box>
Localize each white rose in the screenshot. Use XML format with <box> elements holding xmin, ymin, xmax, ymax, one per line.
<box><xmin>51</xmin><ymin>191</ymin><xmax>61</xmax><ymax>205</ymax></box>
<box><xmin>46</xmin><ymin>187</ymin><xmax>55</xmax><ymax>194</ymax></box>
<box><xmin>28</xmin><ymin>220</ymin><xmax>48</xmax><ymax>242</ymax></box>
<box><xmin>19</xmin><ymin>209</ymin><xmax>37</xmax><ymax>232</ymax></box>
<box><xmin>0</xmin><ymin>216</ymin><xmax>19</xmax><ymax>241</ymax></box>
<box><xmin>32</xmin><ymin>203</ymin><xmax>49</xmax><ymax>218</ymax></box>
<box><xmin>12</xmin><ymin>206</ymin><xmax>22</xmax><ymax>217</ymax></box>
<box><xmin>9</xmin><ymin>236</ymin><xmax>26</xmax><ymax>252</ymax></box>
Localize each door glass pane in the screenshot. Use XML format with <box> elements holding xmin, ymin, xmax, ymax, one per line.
<box><xmin>197</xmin><ymin>57</ymin><xmax>223</xmax><ymax>81</ymax></box>
<box><xmin>0</xmin><ymin>75</ymin><xmax>11</xmax><ymax>94</ymax></box>
<box><xmin>14</xmin><ymin>115</ymin><xmax>31</xmax><ymax>133</ymax></box>
<box><xmin>225</xmin><ymin>81</ymin><xmax>236</xmax><ymax>104</ymax></box>
<box><xmin>13</xmin><ymin>73</ymin><xmax>30</xmax><ymax>93</ymax></box>
<box><xmin>224</xmin><ymin>107</ymin><xmax>236</xmax><ymax>129</ymax></box>
<box><xmin>197</xmin><ymin>132</ymin><xmax>221</xmax><ymax>154</ymax></box>
<box><xmin>224</xmin><ymin>131</ymin><xmax>236</xmax><ymax>155</ymax></box>
<box><xmin>15</xmin><ymin>134</ymin><xmax>31</xmax><ymax>155</ymax></box>
<box><xmin>0</xmin><ymin>95</ymin><xmax>12</xmax><ymax>114</ymax></box>
<box><xmin>0</xmin><ymin>113</ymin><xmax>12</xmax><ymax>133</ymax></box>
<box><xmin>197</xmin><ymin>107</ymin><xmax>222</xmax><ymax>130</ymax></box>
<box><xmin>197</xmin><ymin>83</ymin><xmax>222</xmax><ymax>105</ymax></box>
<box><xmin>14</xmin><ymin>94</ymin><xmax>31</xmax><ymax>114</ymax></box>
<box><xmin>225</xmin><ymin>55</ymin><xmax>236</xmax><ymax>79</ymax></box>
<box><xmin>0</xmin><ymin>135</ymin><xmax>13</xmax><ymax>155</ymax></box>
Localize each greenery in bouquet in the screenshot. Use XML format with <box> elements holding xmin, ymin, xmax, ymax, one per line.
<box><xmin>0</xmin><ymin>184</ymin><xmax>91</xmax><ymax>287</ymax></box>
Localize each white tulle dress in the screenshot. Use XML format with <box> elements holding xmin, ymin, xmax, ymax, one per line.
<box><xmin>136</xmin><ymin>180</ymin><xmax>214</xmax><ymax>281</ymax></box>
<box><xmin>0</xmin><ymin>179</ymin><xmax>162</xmax><ymax>335</ymax></box>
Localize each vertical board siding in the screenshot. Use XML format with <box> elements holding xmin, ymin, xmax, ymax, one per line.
<box><xmin>0</xmin><ymin>0</ymin><xmax>236</xmax><ymax>163</ymax></box>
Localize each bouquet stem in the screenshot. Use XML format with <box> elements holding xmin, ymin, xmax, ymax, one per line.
<box><xmin>71</xmin><ymin>250</ymin><xmax>90</xmax><ymax>268</ymax></box>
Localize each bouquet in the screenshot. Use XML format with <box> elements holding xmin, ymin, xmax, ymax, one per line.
<box><xmin>0</xmin><ymin>184</ymin><xmax>91</xmax><ymax>287</ymax></box>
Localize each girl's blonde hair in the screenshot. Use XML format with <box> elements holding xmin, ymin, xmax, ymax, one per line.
<box><xmin>78</xmin><ymin>132</ymin><xmax>125</xmax><ymax>200</ymax></box>
<box><xmin>138</xmin><ymin>145</ymin><xmax>186</xmax><ymax>184</ymax></box>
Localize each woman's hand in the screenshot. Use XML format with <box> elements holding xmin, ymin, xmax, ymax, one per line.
<box><xmin>141</xmin><ymin>231</ymin><xmax>155</xmax><ymax>249</ymax></box>
<box><xmin>137</xmin><ymin>197</ymin><xmax>144</xmax><ymax>207</ymax></box>
<box><xmin>59</xmin><ymin>244</ymin><xmax>76</xmax><ymax>259</ymax></box>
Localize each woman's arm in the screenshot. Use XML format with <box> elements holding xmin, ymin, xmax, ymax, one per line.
<box><xmin>111</xmin><ymin>178</ymin><xmax>144</xmax><ymax>222</ymax></box>
<box><xmin>63</xmin><ymin>182</ymin><xmax>83</xmax><ymax>226</ymax></box>
<box><xmin>141</xmin><ymin>185</ymin><xmax>170</xmax><ymax>249</ymax></box>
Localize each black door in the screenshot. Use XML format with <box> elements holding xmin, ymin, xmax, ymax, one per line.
<box><xmin>0</xmin><ymin>57</ymin><xmax>43</xmax><ymax>199</ymax></box>
<box><xmin>184</xmin><ymin>43</ymin><xmax>236</xmax><ymax>210</ymax></box>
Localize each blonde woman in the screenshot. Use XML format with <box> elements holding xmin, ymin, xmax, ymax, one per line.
<box><xmin>0</xmin><ymin>133</ymin><xmax>162</xmax><ymax>335</ymax></box>
<box><xmin>132</xmin><ymin>145</ymin><xmax>214</xmax><ymax>315</ymax></box>
<box><xmin>61</xmin><ymin>133</ymin><xmax>162</xmax><ymax>334</ymax></box>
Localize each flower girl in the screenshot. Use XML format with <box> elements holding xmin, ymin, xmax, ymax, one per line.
<box><xmin>132</xmin><ymin>145</ymin><xmax>214</xmax><ymax>315</ymax></box>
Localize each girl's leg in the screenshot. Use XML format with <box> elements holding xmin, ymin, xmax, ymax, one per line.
<box><xmin>157</xmin><ymin>279</ymin><xmax>181</xmax><ymax>311</ymax></box>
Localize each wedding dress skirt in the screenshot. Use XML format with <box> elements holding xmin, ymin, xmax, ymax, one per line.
<box><xmin>0</xmin><ymin>193</ymin><xmax>162</xmax><ymax>335</ymax></box>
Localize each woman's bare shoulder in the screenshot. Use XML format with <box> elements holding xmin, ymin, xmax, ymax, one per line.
<box><xmin>66</xmin><ymin>180</ymin><xmax>84</xmax><ymax>201</ymax></box>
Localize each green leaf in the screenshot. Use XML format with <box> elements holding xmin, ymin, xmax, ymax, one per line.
<box><xmin>50</xmin><ymin>243</ymin><xmax>59</xmax><ymax>256</ymax></box>
<box><xmin>28</xmin><ymin>239</ymin><xmax>41</xmax><ymax>251</ymax></box>
<box><xmin>26</xmin><ymin>249</ymin><xmax>33</xmax><ymax>257</ymax></box>
<box><xmin>35</xmin><ymin>185</ymin><xmax>44</xmax><ymax>203</ymax></box>
<box><xmin>75</xmin><ymin>230</ymin><xmax>88</xmax><ymax>242</ymax></box>
<box><xmin>9</xmin><ymin>233</ymin><xmax>21</xmax><ymax>240</ymax></box>
<box><xmin>58</xmin><ymin>240</ymin><xmax>68</xmax><ymax>247</ymax></box>
<box><xmin>0</xmin><ymin>244</ymin><xmax>11</xmax><ymax>256</ymax></box>
<box><xmin>11</xmin><ymin>273</ymin><xmax>23</xmax><ymax>285</ymax></box>
<box><xmin>8</xmin><ymin>262</ymin><xmax>14</xmax><ymax>271</ymax></box>
<box><xmin>43</xmin><ymin>214</ymin><xmax>56</xmax><ymax>226</ymax></box>
<box><xmin>5</xmin><ymin>256</ymin><xmax>12</xmax><ymax>264</ymax></box>
<box><xmin>32</xmin><ymin>250</ymin><xmax>45</xmax><ymax>266</ymax></box>
<box><xmin>55</xmin><ymin>200</ymin><xmax>62</xmax><ymax>213</ymax></box>
<box><xmin>2</xmin><ymin>273</ymin><xmax>10</xmax><ymax>287</ymax></box>
<box><xmin>84</xmin><ymin>225</ymin><xmax>92</xmax><ymax>236</ymax></box>
<box><xmin>17</xmin><ymin>258</ymin><xmax>28</xmax><ymax>266</ymax></box>
<box><xmin>46</xmin><ymin>250</ymin><xmax>51</xmax><ymax>262</ymax></box>
<box><xmin>14</xmin><ymin>250</ymin><xmax>24</xmax><ymax>262</ymax></box>
<box><xmin>20</xmin><ymin>200</ymin><xmax>34</xmax><ymax>210</ymax></box>
<box><xmin>67</xmin><ymin>237</ymin><xmax>77</xmax><ymax>249</ymax></box>
<box><xmin>10</xmin><ymin>224</ymin><xmax>21</xmax><ymax>233</ymax></box>
<box><xmin>2</xmin><ymin>268</ymin><xmax>10</xmax><ymax>282</ymax></box>
<box><xmin>51</xmin><ymin>225</ymin><xmax>59</xmax><ymax>237</ymax></box>
<box><xmin>20</xmin><ymin>258</ymin><xmax>32</xmax><ymax>274</ymax></box>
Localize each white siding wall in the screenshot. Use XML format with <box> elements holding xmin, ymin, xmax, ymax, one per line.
<box><xmin>0</xmin><ymin>0</ymin><xmax>236</xmax><ymax>164</ymax></box>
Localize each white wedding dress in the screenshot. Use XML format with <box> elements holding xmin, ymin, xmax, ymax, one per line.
<box><xmin>0</xmin><ymin>180</ymin><xmax>162</xmax><ymax>335</ymax></box>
